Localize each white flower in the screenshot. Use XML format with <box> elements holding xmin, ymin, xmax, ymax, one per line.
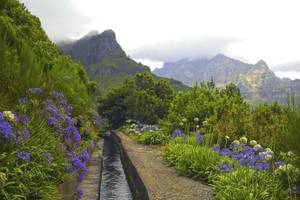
<box><xmin>225</xmin><ymin>136</ymin><xmax>230</xmax><ymax>140</ymax></box>
<box><xmin>279</xmin><ymin>165</ymin><xmax>286</xmax><ymax>171</ymax></box>
<box><xmin>232</xmin><ymin>140</ymin><xmax>240</xmax><ymax>145</ymax></box>
<box><xmin>265</xmin><ymin>148</ymin><xmax>272</xmax><ymax>152</ymax></box>
<box><xmin>3</xmin><ymin>111</ymin><xmax>15</xmax><ymax>122</ymax></box>
<box><xmin>287</xmin><ymin>164</ymin><xmax>294</xmax><ymax>171</ymax></box>
<box><xmin>254</xmin><ymin>144</ymin><xmax>262</xmax><ymax>150</ymax></box>
<box><xmin>287</xmin><ymin>151</ymin><xmax>295</xmax><ymax>157</ymax></box>
<box><xmin>196</xmin><ymin>125</ymin><xmax>200</xmax><ymax>129</ymax></box>
<box><xmin>249</xmin><ymin>140</ymin><xmax>257</xmax><ymax>146</ymax></box>
<box><xmin>194</xmin><ymin>117</ymin><xmax>199</xmax><ymax>122</ymax></box>
<box><xmin>265</xmin><ymin>154</ymin><xmax>273</xmax><ymax>162</ymax></box>
<box><xmin>182</xmin><ymin>118</ymin><xmax>188</xmax><ymax>123</ymax></box>
<box><xmin>240</xmin><ymin>136</ymin><xmax>248</xmax><ymax>144</ymax></box>
<box><xmin>179</xmin><ymin>122</ymin><xmax>184</xmax><ymax>126</ymax></box>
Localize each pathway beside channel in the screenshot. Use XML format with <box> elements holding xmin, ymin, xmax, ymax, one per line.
<box><xmin>118</xmin><ymin>133</ymin><xmax>214</xmax><ymax>200</ymax></box>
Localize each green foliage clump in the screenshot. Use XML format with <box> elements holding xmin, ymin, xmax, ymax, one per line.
<box><xmin>137</xmin><ymin>130</ymin><xmax>163</xmax><ymax>145</ymax></box>
<box><xmin>0</xmin><ymin>0</ymin><xmax>93</xmax><ymax>113</ymax></box>
<box><xmin>99</xmin><ymin>72</ymin><xmax>173</xmax><ymax>128</ymax></box>
<box><xmin>213</xmin><ymin>167</ymin><xmax>286</xmax><ymax>200</ymax></box>
<box><xmin>163</xmin><ymin>138</ymin><xmax>219</xmax><ymax>180</ymax></box>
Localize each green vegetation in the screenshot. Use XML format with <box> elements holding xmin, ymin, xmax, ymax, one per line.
<box><xmin>98</xmin><ymin>72</ymin><xmax>174</xmax><ymax>128</ymax></box>
<box><xmin>0</xmin><ymin>1</ymin><xmax>99</xmax><ymax>199</ymax></box>
<box><xmin>106</xmin><ymin>75</ymin><xmax>300</xmax><ymax>199</ymax></box>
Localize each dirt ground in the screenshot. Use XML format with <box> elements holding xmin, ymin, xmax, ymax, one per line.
<box><xmin>118</xmin><ymin>133</ymin><xmax>214</xmax><ymax>200</ymax></box>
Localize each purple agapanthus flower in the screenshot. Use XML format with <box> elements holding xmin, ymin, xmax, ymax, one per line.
<box><xmin>65</xmin><ymin>167</ymin><xmax>75</xmax><ymax>173</ymax></box>
<box><xmin>76</xmin><ymin>188</ymin><xmax>84</xmax><ymax>199</ymax></box>
<box><xmin>171</xmin><ymin>129</ymin><xmax>183</xmax><ymax>138</ymax></box>
<box><xmin>80</xmin><ymin>150</ymin><xmax>90</xmax><ymax>162</ymax></box>
<box><xmin>274</xmin><ymin>161</ymin><xmax>286</xmax><ymax>167</ymax></box>
<box><xmin>217</xmin><ymin>164</ymin><xmax>234</xmax><ymax>173</ymax></box>
<box><xmin>15</xmin><ymin>114</ymin><xmax>29</xmax><ymax>124</ymax></box>
<box><xmin>0</xmin><ymin>114</ymin><xmax>14</xmax><ymax>140</ymax></box>
<box><xmin>212</xmin><ymin>145</ymin><xmax>220</xmax><ymax>151</ymax></box>
<box><xmin>78</xmin><ymin>173</ymin><xmax>84</xmax><ymax>182</ymax></box>
<box><xmin>17</xmin><ymin>128</ymin><xmax>30</xmax><ymax>142</ymax></box>
<box><xmin>16</xmin><ymin>151</ymin><xmax>30</xmax><ymax>162</ymax></box>
<box><xmin>43</xmin><ymin>152</ymin><xmax>53</xmax><ymax>165</ymax></box>
<box><xmin>51</xmin><ymin>91</ymin><xmax>65</xmax><ymax>99</ymax></box>
<box><xmin>196</xmin><ymin>135</ymin><xmax>204</xmax><ymax>143</ymax></box>
<box><xmin>90</xmin><ymin>142</ymin><xmax>95</xmax><ymax>150</ymax></box>
<box><xmin>255</xmin><ymin>162</ymin><xmax>270</xmax><ymax>171</ymax></box>
<box><xmin>220</xmin><ymin>148</ymin><xmax>232</xmax><ymax>156</ymax></box>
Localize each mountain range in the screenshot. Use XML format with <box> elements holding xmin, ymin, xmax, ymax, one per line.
<box><xmin>58</xmin><ymin>29</ymin><xmax>300</xmax><ymax>103</ymax></box>
<box><xmin>154</xmin><ymin>54</ymin><xmax>300</xmax><ymax>103</ymax></box>
<box><xmin>58</xmin><ymin>30</ymin><xmax>188</xmax><ymax>94</ymax></box>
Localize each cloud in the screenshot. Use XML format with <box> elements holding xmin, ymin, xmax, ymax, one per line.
<box><xmin>129</xmin><ymin>37</ymin><xmax>241</xmax><ymax>62</ymax></box>
<box><xmin>20</xmin><ymin>0</ymin><xmax>91</xmax><ymax>41</ymax></box>
<box><xmin>272</xmin><ymin>61</ymin><xmax>300</xmax><ymax>72</ymax></box>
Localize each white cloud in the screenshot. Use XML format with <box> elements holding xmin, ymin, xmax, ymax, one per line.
<box><xmin>274</xmin><ymin>71</ymin><xmax>300</xmax><ymax>80</ymax></box>
<box><xmin>20</xmin><ymin>0</ymin><xmax>300</xmax><ymax>75</ymax></box>
<box><xmin>133</xmin><ymin>58</ymin><xmax>164</xmax><ymax>71</ymax></box>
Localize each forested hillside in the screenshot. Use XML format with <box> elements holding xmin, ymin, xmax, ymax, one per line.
<box><xmin>0</xmin><ymin>1</ymin><xmax>99</xmax><ymax>199</ymax></box>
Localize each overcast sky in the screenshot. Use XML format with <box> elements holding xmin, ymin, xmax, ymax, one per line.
<box><xmin>20</xmin><ymin>0</ymin><xmax>300</xmax><ymax>78</ymax></box>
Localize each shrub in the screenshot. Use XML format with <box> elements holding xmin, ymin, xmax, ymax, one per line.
<box><xmin>137</xmin><ymin>130</ymin><xmax>163</xmax><ymax>145</ymax></box>
<box><xmin>163</xmin><ymin>139</ymin><xmax>219</xmax><ymax>181</ymax></box>
<box><xmin>213</xmin><ymin>167</ymin><xmax>286</xmax><ymax>200</ymax></box>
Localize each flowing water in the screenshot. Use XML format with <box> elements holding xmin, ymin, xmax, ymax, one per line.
<box><xmin>100</xmin><ymin>135</ymin><xmax>133</xmax><ymax>200</ymax></box>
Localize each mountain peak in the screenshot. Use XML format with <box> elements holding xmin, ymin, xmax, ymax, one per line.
<box><xmin>255</xmin><ymin>60</ymin><xmax>268</xmax><ymax>67</ymax></box>
<box><xmin>99</xmin><ymin>29</ymin><xmax>116</xmax><ymax>39</ymax></box>
<box><xmin>214</xmin><ymin>53</ymin><xmax>228</xmax><ymax>59</ymax></box>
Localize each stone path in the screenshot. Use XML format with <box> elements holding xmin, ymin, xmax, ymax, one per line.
<box><xmin>78</xmin><ymin>139</ymin><xmax>103</xmax><ymax>200</ymax></box>
<box><xmin>118</xmin><ymin>133</ymin><xmax>214</xmax><ymax>200</ymax></box>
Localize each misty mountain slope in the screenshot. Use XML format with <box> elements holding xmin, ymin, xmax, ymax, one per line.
<box><xmin>154</xmin><ymin>54</ymin><xmax>300</xmax><ymax>103</ymax></box>
<box><xmin>58</xmin><ymin>30</ymin><xmax>188</xmax><ymax>94</ymax></box>
<box><xmin>154</xmin><ymin>54</ymin><xmax>253</xmax><ymax>87</ymax></box>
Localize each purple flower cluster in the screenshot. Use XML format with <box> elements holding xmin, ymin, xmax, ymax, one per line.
<box><xmin>15</xmin><ymin>114</ymin><xmax>29</xmax><ymax>125</ymax></box>
<box><xmin>76</xmin><ymin>188</ymin><xmax>83</xmax><ymax>199</ymax></box>
<box><xmin>51</xmin><ymin>91</ymin><xmax>65</xmax><ymax>99</ymax></box>
<box><xmin>65</xmin><ymin>150</ymin><xmax>89</xmax><ymax>182</ymax></box>
<box><xmin>17</xmin><ymin>128</ymin><xmax>30</xmax><ymax>142</ymax></box>
<box><xmin>213</xmin><ymin>143</ymin><xmax>283</xmax><ymax>172</ymax></box>
<box><xmin>218</xmin><ymin>164</ymin><xmax>234</xmax><ymax>173</ymax></box>
<box><xmin>43</xmin><ymin>152</ymin><xmax>53</xmax><ymax>165</ymax></box>
<box><xmin>43</xmin><ymin>91</ymin><xmax>90</xmax><ymax>182</ymax></box>
<box><xmin>90</xmin><ymin>142</ymin><xmax>95</xmax><ymax>150</ymax></box>
<box><xmin>0</xmin><ymin>111</ymin><xmax>30</xmax><ymax>142</ymax></box>
<box><xmin>16</xmin><ymin>151</ymin><xmax>30</xmax><ymax>162</ymax></box>
<box><xmin>0</xmin><ymin>112</ymin><xmax>14</xmax><ymax>140</ymax></box>
<box><xmin>44</xmin><ymin>98</ymin><xmax>80</xmax><ymax>149</ymax></box>
<box><xmin>196</xmin><ymin>135</ymin><xmax>204</xmax><ymax>143</ymax></box>
<box><xmin>129</xmin><ymin>120</ymin><xmax>160</xmax><ymax>132</ymax></box>
<box><xmin>171</xmin><ymin>129</ymin><xmax>186</xmax><ymax>140</ymax></box>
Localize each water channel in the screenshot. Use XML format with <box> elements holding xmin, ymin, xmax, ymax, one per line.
<box><xmin>100</xmin><ymin>135</ymin><xmax>133</xmax><ymax>200</ymax></box>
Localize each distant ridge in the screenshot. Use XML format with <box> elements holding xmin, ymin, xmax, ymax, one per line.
<box><xmin>154</xmin><ymin>54</ymin><xmax>300</xmax><ymax>103</ymax></box>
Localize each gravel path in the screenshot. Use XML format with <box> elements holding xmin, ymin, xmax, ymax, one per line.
<box><xmin>78</xmin><ymin>139</ymin><xmax>103</xmax><ymax>200</ymax></box>
<box><xmin>118</xmin><ymin>133</ymin><xmax>214</xmax><ymax>200</ymax></box>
